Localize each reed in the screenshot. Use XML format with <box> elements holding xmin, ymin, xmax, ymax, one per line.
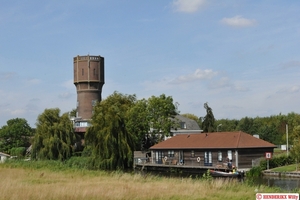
<box><xmin>0</xmin><ymin>162</ymin><xmax>285</xmax><ymax>200</ymax></box>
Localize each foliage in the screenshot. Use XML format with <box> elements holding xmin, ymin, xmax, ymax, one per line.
<box><xmin>85</xmin><ymin>92</ymin><xmax>178</xmax><ymax>170</ymax></box>
<box><xmin>85</xmin><ymin>92</ymin><xmax>136</xmax><ymax>170</ymax></box>
<box><xmin>214</xmin><ymin>112</ymin><xmax>300</xmax><ymax>145</ymax></box>
<box><xmin>126</xmin><ymin>99</ymin><xmax>151</xmax><ymax>151</ymax></box>
<box><xmin>289</xmin><ymin>125</ymin><xmax>300</xmax><ymax>166</ymax></box>
<box><xmin>10</xmin><ymin>147</ymin><xmax>26</xmax><ymax>158</ymax></box>
<box><xmin>65</xmin><ymin>156</ymin><xmax>91</xmax><ymax>170</ymax></box>
<box><xmin>0</xmin><ymin>118</ymin><xmax>33</xmax><ymax>154</ymax></box>
<box><xmin>69</xmin><ymin>108</ymin><xmax>77</xmax><ymax>118</ymax></box>
<box><xmin>202</xmin><ymin>102</ymin><xmax>215</xmax><ymax>132</ymax></box>
<box><xmin>202</xmin><ymin>169</ymin><xmax>213</xmax><ymax>181</ymax></box>
<box><xmin>246</xmin><ymin>166</ymin><xmax>263</xmax><ymax>177</ymax></box>
<box><xmin>31</xmin><ymin>108</ymin><xmax>76</xmax><ymax>161</ymax></box>
<box><xmin>259</xmin><ymin>154</ymin><xmax>294</xmax><ymax>170</ymax></box>
<box><xmin>146</xmin><ymin>94</ymin><xmax>178</xmax><ymax>140</ymax></box>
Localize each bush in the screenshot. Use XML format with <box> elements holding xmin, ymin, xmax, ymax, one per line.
<box><xmin>246</xmin><ymin>166</ymin><xmax>262</xmax><ymax>177</ymax></box>
<box><xmin>10</xmin><ymin>147</ymin><xmax>26</xmax><ymax>158</ymax></box>
<box><xmin>260</xmin><ymin>154</ymin><xmax>294</xmax><ymax>170</ymax></box>
<box><xmin>66</xmin><ymin>156</ymin><xmax>91</xmax><ymax>170</ymax></box>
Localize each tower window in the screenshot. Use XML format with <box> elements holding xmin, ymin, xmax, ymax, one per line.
<box><xmin>93</xmin><ymin>68</ymin><xmax>96</xmax><ymax>76</ymax></box>
<box><xmin>82</xmin><ymin>69</ymin><xmax>84</xmax><ymax>75</ymax></box>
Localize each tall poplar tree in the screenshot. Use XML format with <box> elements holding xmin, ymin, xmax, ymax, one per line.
<box><xmin>202</xmin><ymin>102</ymin><xmax>215</xmax><ymax>132</ymax></box>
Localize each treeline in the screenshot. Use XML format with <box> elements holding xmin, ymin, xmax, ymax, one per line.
<box><xmin>1</xmin><ymin>91</ymin><xmax>300</xmax><ymax>170</ymax></box>
<box><xmin>213</xmin><ymin>113</ymin><xmax>300</xmax><ymax>145</ymax></box>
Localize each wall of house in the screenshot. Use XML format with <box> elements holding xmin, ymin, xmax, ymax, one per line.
<box><xmin>152</xmin><ymin>150</ymin><xmax>233</xmax><ymax>167</ymax></box>
<box><xmin>151</xmin><ymin>148</ymin><xmax>274</xmax><ymax>169</ymax></box>
<box><xmin>238</xmin><ymin>148</ymin><xmax>274</xmax><ymax>168</ymax></box>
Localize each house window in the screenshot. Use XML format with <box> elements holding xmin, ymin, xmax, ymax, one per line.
<box><xmin>155</xmin><ymin>151</ymin><xmax>164</xmax><ymax>164</ymax></box>
<box><xmin>227</xmin><ymin>150</ymin><xmax>232</xmax><ymax>161</ymax></box>
<box><xmin>204</xmin><ymin>151</ymin><xmax>212</xmax><ymax>166</ymax></box>
<box><xmin>180</xmin><ymin>122</ymin><xmax>186</xmax><ymax>129</ymax></box>
<box><xmin>191</xmin><ymin>150</ymin><xmax>195</xmax><ymax>157</ymax></box>
<box><xmin>168</xmin><ymin>150</ymin><xmax>174</xmax><ymax>158</ymax></box>
<box><xmin>218</xmin><ymin>151</ymin><xmax>222</xmax><ymax>162</ymax></box>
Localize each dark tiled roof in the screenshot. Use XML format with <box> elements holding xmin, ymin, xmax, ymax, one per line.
<box><xmin>150</xmin><ymin>131</ymin><xmax>276</xmax><ymax>150</ymax></box>
<box><xmin>173</xmin><ymin>115</ymin><xmax>201</xmax><ymax>130</ymax></box>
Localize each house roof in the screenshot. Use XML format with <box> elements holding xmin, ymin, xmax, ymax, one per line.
<box><xmin>150</xmin><ymin>131</ymin><xmax>276</xmax><ymax>150</ymax></box>
<box><xmin>0</xmin><ymin>152</ymin><xmax>10</xmax><ymax>157</ymax></box>
<box><xmin>173</xmin><ymin>115</ymin><xmax>201</xmax><ymax>130</ymax></box>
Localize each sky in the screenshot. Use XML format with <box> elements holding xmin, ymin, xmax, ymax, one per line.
<box><xmin>0</xmin><ymin>0</ymin><xmax>300</xmax><ymax>128</ymax></box>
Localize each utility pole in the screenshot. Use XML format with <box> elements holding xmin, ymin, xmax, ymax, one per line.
<box><xmin>286</xmin><ymin>124</ymin><xmax>289</xmax><ymax>156</ymax></box>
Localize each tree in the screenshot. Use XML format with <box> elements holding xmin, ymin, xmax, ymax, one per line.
<box><xmin>126</xmin><ymin>99</ymin><xmax>151</xmax><ymax>151</ymax></box>
<box><xmin>69</xmin><ymin>108</ymin><xmax>77</xmax><ymax>118</ymax></box>
<box><xmin>202</xmin><ymin>103</ymin><xmax>215</xmax><ymax>132</ymax></box>
<box><xmin>0</xmin><ymin>118</ymin><xmax>33</xmax><ymax>154</ymax></box>
<box><xmin>290</xmin><ymin>125</ymin><xmax>300</xmax><ymax>171</ymax></box>
<box><xmin>147</xmin><ymin>94</ymin><xmax>178</xmax><ymax>140</ymax></box>
<box><xmin>85</xmin><ymin>92</ymin><xmax>136</xmax><ymax>170</ymax></box>
<box><xmin>31</xmin><ymin>108</ymin><xmax>76</xmax><ymax>160</ymax></box>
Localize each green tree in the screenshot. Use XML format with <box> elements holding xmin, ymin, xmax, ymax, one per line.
<box><xmin>85</xmin><ymin>92</ymin><xmax>136</xmax><ymax>170</ymax></box>
<box><xmin>202</xmin><ymin>103</ymin><xmax>215</xmax><ymax>132</ymax></box>
<box><xmin>31</xmin><ymin>108</ymin><xmax>76</xmax><ymax>160</ymax></box>
<box><xmin>215</xmin><ymin>118</ymin><xmax>239</xmax><ymax>132</ymax></box>
<box><xmin>126</xmin><ymin>99</ymin><xmax>151</xmax><ymax>151</ymax></box>
<box><xmin>0</xmin><ymin>118</ymin><xmax>33</xmax><ymax>154</ymax></box>
<box><xmin>69</xmin><ymin>108</ymin><xmax>77</xmax><ymax>118</ymax></box>
<box><xmin>290</xmin><ymin>125</ymin><xmax>300</xmax><ymax>170</ymax></box>
<box><xmin>147</xmin><ymin>94</ymin><xmax>177</xmax><ymax>140</ymax></box>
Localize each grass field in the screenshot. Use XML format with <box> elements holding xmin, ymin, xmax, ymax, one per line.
<box><xmin>0</xmin><ymin>161</ymin><xmax>289</xmax><ymax>200</ymax></box>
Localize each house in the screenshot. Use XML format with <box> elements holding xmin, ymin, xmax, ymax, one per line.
<box><xmin>0</xmin><ymin>152</ymin><xmax>10</xmax><ymax>163</ymax></box>
<box><xmin>170</xmin><ymin>115</ymin><xmax>202</xmax><ymax>136</ymax></box>
<box><xmin>149</xmin><ymin>131</ymin><xmax>276</xmax><ymax>169</ymax></box>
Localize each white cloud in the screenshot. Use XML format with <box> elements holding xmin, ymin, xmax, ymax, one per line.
<box><xmin>277</xmin><ymin>85</ymin><xmax>300</xmax><ymax>94</ymax></box>
<box><xmin>172</xmin><ymin>69</ymin><xmax>218</xmax><ymax>84</ymax></box>
<box><xmin>172</xmin><ymin>0</ymin><xmax>206</xmax><ymax>13</ymax></box>
<box><xmin>221</xmin><ymin>16</ymin><xmax>256</xmax><ymax>27</ymax></box>
<box><xmin>208</xmin><ymin>77</ymin><xmax>249</xmax><ymax>92</ymax></box>
<box><xmin>0</xmin><ymin>72</ymin><xmax>17</xmax><ymax>81</ymax></box>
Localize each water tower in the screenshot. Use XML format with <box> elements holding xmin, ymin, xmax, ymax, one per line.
<box><xmin>73</xmin><ymin>55</ymin><xmax>104</xmax><ymax>123</ymax></box>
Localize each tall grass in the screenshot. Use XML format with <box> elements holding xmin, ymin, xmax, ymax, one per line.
<box><xmin>0</xmin><ymin>160</ymin><xmax>292</xmax><ymax>200</ymax></box>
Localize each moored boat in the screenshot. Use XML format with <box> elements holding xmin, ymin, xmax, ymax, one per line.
<box><xmin>209</xmin><ymin>170</ymin><xmax>243</xmax><ymax>178</ymax></box>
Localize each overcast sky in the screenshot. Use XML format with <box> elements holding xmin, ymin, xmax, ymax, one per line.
<box><xmin>1</xmin><ymin>0</ymin><xmax>299</xmax><ymax>127</ymax></box>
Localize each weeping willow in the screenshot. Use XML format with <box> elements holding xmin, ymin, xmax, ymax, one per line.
<box><xmin>85</xmin><ymin>92</ymin><xmax>136</xmax><ymax>170</ymax></box>
<box><xmin>31</xmin><ymin>108</ymin><xmax>76</xmax><ymax>161</ymax></box>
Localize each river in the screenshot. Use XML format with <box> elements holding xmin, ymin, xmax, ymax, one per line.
<box><xmin>253</xmin><ymin>176</ymin><xmax>300</xmax><ymax>191</ymax></box>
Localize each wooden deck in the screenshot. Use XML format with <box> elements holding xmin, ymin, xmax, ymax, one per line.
<box><xmin>134</xmin><ymin>162</ymin><xmax>229</xmax><ymax>174</ymax></box>
<box><xmin>134</xmin><ymin>162</ymin><xmax>245</xmax><ymax>179</ymax></box>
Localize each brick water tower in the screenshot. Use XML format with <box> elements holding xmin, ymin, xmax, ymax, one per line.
<box><xmin>73</xmin><ymin>55</ymin><xmax>104</xmax><ymax>124</ymax></box>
